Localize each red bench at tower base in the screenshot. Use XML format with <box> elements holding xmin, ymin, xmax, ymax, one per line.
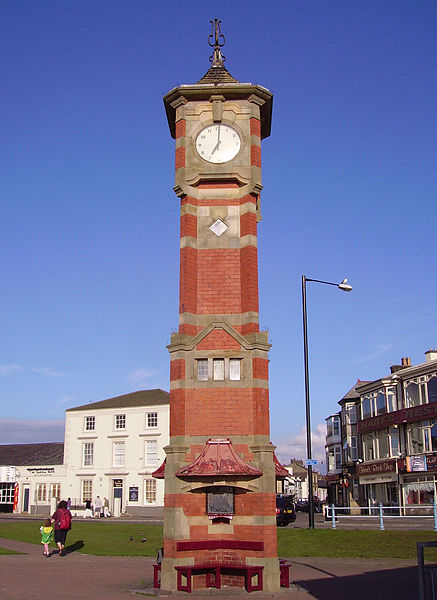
<box><xmin>279</xmin><ymin>559</ymin><xmax>292</xmax><ymax>587</ymax></box>
<box><xmin>175</xmin><ymin>563</ymin><xmax>264</xmax><ymax>593</ymax></box>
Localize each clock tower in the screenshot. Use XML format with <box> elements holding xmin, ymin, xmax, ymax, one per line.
<box><xmin>159</xmin><ymin>20</ymin><xmax>279</xmax><ymax>591</ymax></box>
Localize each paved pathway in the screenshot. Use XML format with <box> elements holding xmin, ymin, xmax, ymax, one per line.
<box><xmin>0</xmin><ymin>536</ymin><xmax>419</xmax><ymax>600</ymax></box>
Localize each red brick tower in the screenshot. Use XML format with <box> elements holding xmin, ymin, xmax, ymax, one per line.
<box><xmin>159</xmin><ymin>21</ymin><xmax>278</xmax><ymax>591</ymax></box>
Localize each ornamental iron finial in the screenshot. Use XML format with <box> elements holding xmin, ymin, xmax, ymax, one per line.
<box><xmin>208</xmin><ymin>18</ymin><xmax>225</xmax><ymax>65</ymax></box>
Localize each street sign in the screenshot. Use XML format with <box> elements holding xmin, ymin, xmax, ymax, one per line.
<box><xmin>305</xmin><ymin>459</ymin><xmax>318</xmax><ymax>466</ymax></box>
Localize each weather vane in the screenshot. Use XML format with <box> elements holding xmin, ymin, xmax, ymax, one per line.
<box><xmin>208</xmin><ymin>18</ymin><xmax>226</xmax><ymax>65</ymax></box>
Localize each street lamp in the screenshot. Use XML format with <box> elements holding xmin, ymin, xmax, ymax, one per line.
<box><xmin>302</xmin><ymin>275</ymin><xmax>352</xmax><ymax>529</ymax></box>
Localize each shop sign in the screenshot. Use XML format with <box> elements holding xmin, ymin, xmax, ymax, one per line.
<box><xmin>399</xmin><ymin>453</ymin><xmax>437</xmax><ymax>472</ymax></box>
<box><xmin>129</xmin><ymin>487</ymin><xmax>139</xmax><ymax>502</ymax></box>
<box><xmin>406</xmin><ymin>455</ymin><xmax>427</xmax><ymax>472</ymax></box>
<box><xmin>356</xmin><ymin>459</ymin><xmax>397</xmax><ymax>476</ymax></box>
<box><xmin>358</xmin><ymin>404</ymin><xmax>437</xmax><ymax>434</ymax></box>
<box><xmin>0</xmin><ymin>466</ymin><xmax>16</xmax><ymax>482</ymax></box>
<box><xmin>26</xmin><ymin>467</ymin><xmax>55</xmax><ymax>475</ymax></box>
<box><xmin>359</xmin><ymin>472</ymin><xmax>398</xmax><ymax>485</ymax></box>
<box><xmin>326</xmin><ymin>474</ymin><xmax>340</xmax><ymax>483</ymax></box>
<box><xmin>357</xmin><ymin>411</ymin><xmax>404</xmax><ymax>434</ymax></box>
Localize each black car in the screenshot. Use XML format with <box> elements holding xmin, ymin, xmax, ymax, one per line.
<box><xmin>295</xmin><ymin>499</ymin><xmax>323</xmax><ymax>513</ymax></box>
<box><xmin>276</xmin><ymin>495</ymin><xmax>296</xmax><ymax>526</ymax></box>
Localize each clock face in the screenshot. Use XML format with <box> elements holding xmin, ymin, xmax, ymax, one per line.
<box><xmin>195</xmin><ymin>124</ymin><xmax>241</xmax><ymax>164</ymax></box>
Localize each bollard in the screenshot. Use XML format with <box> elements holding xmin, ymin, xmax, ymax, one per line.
<box><xmin>332</xmin><ymin>504</ymin><xmax>336</xmax><ymax>529</ymax></box>
<box><xmin>379</xmin><ymin>502</ymin><xmax>384</xmax><ymax>531</ymax></box>
<box><xmin>433</xmin><ymin>501</ymin><xmax>437</xmax><ymax>532</ymax></box>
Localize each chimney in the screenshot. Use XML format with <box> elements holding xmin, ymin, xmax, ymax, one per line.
<box><xmin>425</xmin><ymin>349</ymin><xmax>437</xmax><ymax>363</ymax></box>
<box><xmin>390</xmin><ymin>357</ymin><xmax>411</xmax><ymax>373</ymax></box>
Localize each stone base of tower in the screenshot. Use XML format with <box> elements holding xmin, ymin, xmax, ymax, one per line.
<box><xmin>159</xmin><ymin>438</ymin><xmax>280</xmax><ymax>593</ymax></box>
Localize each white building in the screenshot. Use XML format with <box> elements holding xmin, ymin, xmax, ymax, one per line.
<box><xmin>64</xmin><ymin>389</ymin><xmax>169</xmax><ymax>517</ymax></box>
<box><xmin>0</xmin><ymin>444</ymin><xmax>65</xmax><ymax>514</ymax></box>
<box><xmin>0</xmin><ymin>389</ymin><xmax>170</xmax><ymax>516</ymax></box>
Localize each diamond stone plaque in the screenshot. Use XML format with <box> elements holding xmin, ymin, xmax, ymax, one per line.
<box><xmin>209</xmin><ymin>219</ymin><xmax>228</xmax><ymax>236</ymax></box>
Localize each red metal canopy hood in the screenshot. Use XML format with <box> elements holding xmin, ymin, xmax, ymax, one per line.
<box><xmin>176</xmin><ymin>439</ymin><xmax>262</xmax><ymax>478</ymax></box>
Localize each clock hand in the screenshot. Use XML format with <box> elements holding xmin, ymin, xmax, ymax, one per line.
<box><xmin>211</xmin><ymin>141</ymin><xmax>221</xmax><ymax>155</ymax></box>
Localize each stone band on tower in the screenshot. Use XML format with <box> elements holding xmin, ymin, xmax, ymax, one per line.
<box><xmin>158</xmin><ymin>20</ymin><xmax>279</xmax><ymax>592</ymax></box>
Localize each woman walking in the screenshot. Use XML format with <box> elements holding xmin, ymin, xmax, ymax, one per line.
<box><xmin>51</xmin><ymin>500</ymin><xmax>72</xmax><ymax>556</ymax></box>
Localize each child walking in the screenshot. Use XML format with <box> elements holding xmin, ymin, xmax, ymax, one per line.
<box><xmin>40</xmin><ymin>518</ymin><xmax>54</xmax><ymax>556</ymax></box>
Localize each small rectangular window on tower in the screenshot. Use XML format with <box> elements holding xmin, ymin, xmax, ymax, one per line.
<box><xmin>229</xmin><ymin>359</ymin><xmax>241</xmax><ymax>381</ymax></box>
<box><xmin>213</xmin><ymin>359</ymin><xmax>225</xmax><ymax>381</ymax></box>
<box><xmin>197</xmin><ymin>359</ymin><xmax>208</xmax><ymax>381</ymax></box>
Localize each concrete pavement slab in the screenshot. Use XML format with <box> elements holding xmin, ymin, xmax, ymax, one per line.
<box><xmin>0</xmin><ymin>537</ymin><xmax>419</xmax><ymax>600</ymax></box>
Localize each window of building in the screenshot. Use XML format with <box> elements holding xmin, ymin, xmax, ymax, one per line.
<box><xmin>334</xmin><ymin>445</ymin><xmax>342</xmax><ymax>469</ymax></box>
<box><xmin>82</xmin><ymin>442</ymin><xmax>94</xmax><ymax>467</ymax></box>
<box><xmin>387</xmin><ymin>388</ymin><xmax>397</xmax><ymax>413</ymax></box>
<box><xmin>36</xmin><ymin>483</ymin><xmax>47</xmax><ymax>503</ymax></box>
<box><xmin>213</xmin><ymin>358</ymin><xmax>225</xmax><ymax>381</ymax></box>
<box><xmin>229</xmin><ymin>358</ymin><xmax>241</xmax><ymax>381</ymax></box>
<box><xmin>84</xmin><ymin>416</ymin><xmax>95</xmax><ymax>431</ymax></box>
<box><xmin>347</xmin><ymin>404</ymin><xmax>357</xmax><ymax>424</ymax></box>
<box><xmin>376</xmin><ymin>392</ymin><xmax>386</xmax><ymax>415</ymax></box>
<box><xmin>113</xmin><ymin>441</ymin><xmax>125</xmax><ymax>467</ymax></box>
<box><xmin>408</xmin><ymin>420</ymin><xmax>437</xmax><ymax>454</ymax></box>
<box><xmin>363</xmin><ymin>433</ymin><xmax>375</xmax><ymax>461</ymax></box>
<box><xmin>326</xmin><ymin>415</ymin><xmax>340</xmax><ymax>437</ymax></box>
<box><xmin>144</xmin><ymin>479</ymin><xmax>157</xmax><ymax>504</ymax></box>
<box><xmin>0</xmin><ymin>483</ymin><xmax>14</xmax><ymax>504</ymax></box>
<box><xmin>350</xmin><ymin>436</ymin><xmax>358</xmax><ymax>461</ymax></box>
<box><xmin>115</xmin><ymin>414</ymin><xmax>126</xmax><ymax>430</ymax></box>
<box><xmin>390</xmin><ymin>428</ymin><xmax>400</xmax><ymax>455</ymax></box>
<box><xmin>50</xmin><ymin>483</ymin><xmax>61</xmax><ymax>500</ymax></box>
<box><xmin>81</xmin><ymin>480</ymin><xmax>93</xmax><ymax>503</ymax></box>
<box><xmin>428</xmin><ymin>377</ymin><xmax>437</xmax><ymax>404</ymax></box>
<box><xmin>197</xmin><ymin>359</ymin><xmax>209</xmax><ymax>381</ymax></box>
<box><xmin>147</xmin><ymin>412</ymin><xmax>158</xmax><ymax>428</ymax></box>
<box><xmin>405</xmin><ymin>382</ymin><xmax>421</xmax><ymax>408</ymax></box>
<box><xmin>197</xmin><ymin>358</ymin><xmax>242</xmax><ymax>381</ymax></box>
<box><xmin>378</xmin><ymin>431</ymin><xmax>390</xmax><ymax>458</ymax></box>
<box><xmin>362</xmin><ymin>397</ymin><xmax>371</xmax><ymax>420</ymax></box>
<box><xmin>145</xmin><ymin>440</ymin><xmax>158</xmax><ymax>467</ymax></box>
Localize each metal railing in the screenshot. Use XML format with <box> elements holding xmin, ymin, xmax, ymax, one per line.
<box><xmin>418</xmin><ymin>541</ymin><xmax>437</xmax><ymax>600</ymax></box>
<box><xmin>325</xmin><ymin>503</ymin><xmax>437</xmax><ymax>530</ymax></box>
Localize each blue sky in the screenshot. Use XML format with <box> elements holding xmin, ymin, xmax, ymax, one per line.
<box><xmin>1</xmin><ymin>1</ymin><xmax>436</xmax><ymax>469</ymax></box>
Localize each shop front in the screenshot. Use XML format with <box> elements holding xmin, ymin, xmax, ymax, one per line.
<box><xmin>357</xmin><ymin>459</ymin><xmax>399</xmax><ymax>512</ymax></box>
<box><xmin>398</xmin><ymin>453</ymin><xmax>437</xmax><ymax>513</ymax></box>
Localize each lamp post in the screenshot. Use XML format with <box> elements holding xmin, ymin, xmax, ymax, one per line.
<box><xmin>302</xmin><ymin>275</ymin><xmax>352</xmax><ymax>529</ymax></box>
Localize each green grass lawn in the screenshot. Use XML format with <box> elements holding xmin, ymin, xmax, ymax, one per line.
<box><xmin>0</xmin><ymin>521</ymin><xmax>436</xmax><ymax>560</ymax></box>
<box><xmin>0</xmin><ymin>521</ymin><xmax>162</xmax><ymax>557</ymax></box>
<box><xmin>277</xmin><ymin>528</ymin><xmax>437</xmax><ymax>560</ymax></box>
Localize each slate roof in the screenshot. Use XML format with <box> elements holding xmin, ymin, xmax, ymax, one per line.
<box><xmin>66</xmin><ymin>389</ymin><xmax>170</xmax><ymax>412</ymax></box>
<box><xmin>0</xmin><ymin>442</ymin><xmax>64</xmax><ymax>466</ymax></box>
<box><xmin>196</xmin><ymin>63</ymin><xmax>241</xmax><ymax>85</ymax></box>
<box><xmin>339</xmin><ymin>379</ymin><xmax>371</xmax><ymax>403</ymax></box>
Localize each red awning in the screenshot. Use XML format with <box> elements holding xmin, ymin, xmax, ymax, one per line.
<box><xmin>152</xmin><ymin>459</ymin><xmax>166</xmax><ymax>479</ymax></box>
<box><xmin>273</xmin><ymin>453</ymin><xmax>290</xmax><ymax>478</ymax></box>
<box><xmin>176</xmin><ymin>439</ymin><xmax>262</xmax><ymax>478</ymax></box>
